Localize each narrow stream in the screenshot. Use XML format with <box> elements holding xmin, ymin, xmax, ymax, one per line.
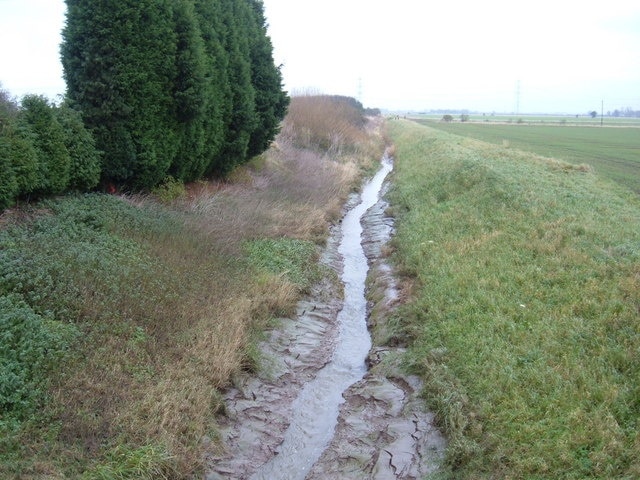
<box><xmin>249</xmin><ymin>156</ymin><xmax>393</xmax><ymax>480</ymax></box>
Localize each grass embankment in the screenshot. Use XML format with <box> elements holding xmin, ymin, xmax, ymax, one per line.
<box><xmin>386</xmin><ymin>120</ymin><xmax>640</xmax><ymax>478</ymax></box>
<box><xmin>417</xmin><ymin>119</ymin><xmax>640</xmax><ymax>194</ymax></box>
<box><xmin>0</xmin><ymin>95</ymin><xmax>383</xmax><ymax>478</ymax></box>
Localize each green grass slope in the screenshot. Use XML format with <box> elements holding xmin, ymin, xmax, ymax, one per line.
<box><xmin>387</xmin><ymin>120</ymin><xmax>640</xmax><ymax>479</ymax></box>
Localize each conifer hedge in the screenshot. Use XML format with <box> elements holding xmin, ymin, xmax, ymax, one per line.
<box><xmin>61</xmin><ymin>0</ymin><xmax>288</xmax><ymax>190</ymax></box>
<box><xmin>0</xmin><ymin>92</ymin><xmax>101</xmax><ymax>209</ymax></box>
<box><xmin>1</xmin><ymin>1</ymin><xmax>286</xmax><ymax>210</ymax></box>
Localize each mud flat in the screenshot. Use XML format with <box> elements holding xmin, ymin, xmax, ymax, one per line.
<box><xmin>206</xmin><ymin>156</ymin><xmax>445</xmax><ymax>479</ymax></box>
<box><xmin>306</xmin><ymin>172</ymin><xmax>446</xmax><ymax>479</ymax></box>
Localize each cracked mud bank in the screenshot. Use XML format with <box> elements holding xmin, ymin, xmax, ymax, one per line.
<box><xmin>206</xmin><ymin>156</ymin><xmax>445</xmax><ymax>479</ymax></box>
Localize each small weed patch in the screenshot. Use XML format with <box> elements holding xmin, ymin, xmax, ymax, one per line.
<box><xmin>245</xmin><ymin>238</ymin><xmax>322</xmax><ymax>293</ymax></box>
<box><xmin>80</xmin><ymin>443</ymin><xmax>176</xmax><ymax>480</ymax></box>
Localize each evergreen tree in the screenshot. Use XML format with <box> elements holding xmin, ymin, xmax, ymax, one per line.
<box><xmin>62</xmin><ymin>0</ymin><xmax>178</xmax><ymax>190</ymax></box>
<box><xmin>0</xmin><ymin>89</ymin><xmax>21</xmax><ymax>207</ymax></box>
<box><xmin>0</xmin><ymin>143</ymin><xmax>18</xmax><ymax>210</ymax></box>
<box><xmin>190</xmin><ymin>0</ymin><xmax>228</xmax><ymax>177</ymax></box>
<box><xmin>61</xmin><ymin>0</ymin><xmax>289</xmax><ymax>186</ymax></box>
<box><xmin>54</xmin><ymin>103</ymin><xmax>101</xmax><ymax>191</ymax></box>
<box><xmin>170</xmin><ymin>0</ymin><xmax>208</xmax><ymax>182</ymax></box>
<box><xmin>0</xmin><ymin>91</ymin><xmax>41</xmax><ymax>198</ymax></box>
<box><xmin>213</xmin><ymin>0</ymin><xmax>257</xmax><ymax>173</ymax></box>
<box><xmin>20</xmin><ymin>95</ymin><xmax>70</xmax><ymax>195</ymax></box>
<box><xmin>3</xmin><ymin>122</ymin><xmax>41</xmax><ymax>198</ymax></box>
<box><xmin>245</xmin><ymin>0</ymin><xmax>289</xmax><ymax>158</ymax></box>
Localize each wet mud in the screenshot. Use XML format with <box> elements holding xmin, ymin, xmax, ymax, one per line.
<box><xmin>206</xmin><ymin>157</ymin><xmax>445</xmax><ymax>479</ymax></box>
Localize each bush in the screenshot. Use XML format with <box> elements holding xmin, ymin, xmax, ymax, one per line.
<box><xmin>0</xmin><ymin>90</ymin><xmax>40</xmax><ymax>204</ymax></box>
<box><xmin>151</xmin><ymin>176</ymin><xmax>186</xmax><ymax>202</ymax></box>
<box><xmin>4</xmin><ymin>123</ymin><xmax>41</xmax><ymax>198</ymax></box>
<box><xmin>0</xmin><ymin>294</ymin><xmax>79</xmax><ymax>420</ymax></box>
<box><xmin>281</xmin><ymin>95</ymin><xmax>367</xmax><ymax>154</ymax></box>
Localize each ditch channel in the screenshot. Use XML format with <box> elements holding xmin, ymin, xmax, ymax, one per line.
<box><xmin>206</xmin><ymin>154</ymin><xmax>445</xmax><ymax>479</ymax></box>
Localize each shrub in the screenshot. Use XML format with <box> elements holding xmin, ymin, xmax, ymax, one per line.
<box><xmin>280</xmin><ymin>95</ymin><xmax>368</xmax><ymax>154</ymax></box>
<box><xmin>0</xmin><ymin>90</ymin><xmax>40</xmax><ymax>204</ymax></box>
<box><xmin>151</xmin><ymin>176</ymin><xmax>186</xmax><ymax>202</ymax></box>
<box><xmin>4</xmin><ymin>123</ymin><xmax>41</xmax><ymax>198</ymax></box>
<box><xmin>0</xmin><ymin>294</ymin><xmax>79</xmax><ymax>420</ymax></box>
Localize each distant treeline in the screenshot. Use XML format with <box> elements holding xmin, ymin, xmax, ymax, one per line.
<box><xmin>608</xmin><ymin>108</ymin><xmax>640</xmax><ymax>118</ymax></box>
<box><xmin>0</xmin><ymin>0</ymin><xmax>288</xmax><ymax>209</ymax></box>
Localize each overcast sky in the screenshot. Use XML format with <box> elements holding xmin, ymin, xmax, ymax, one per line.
<box><xmin>1</xmin><ymin>0</ymin><xmax>639</xmax><ymax>113</ymax></box>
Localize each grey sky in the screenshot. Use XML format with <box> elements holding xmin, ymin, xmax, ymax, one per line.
<box><xmin>1</xmin><ymin>0</ymin><xmax>639</xmax><ymax>113</ymax></box>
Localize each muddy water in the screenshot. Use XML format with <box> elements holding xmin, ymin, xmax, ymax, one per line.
<box><xmin>248</xmin><ymin>157</ymin><xmax>393</xmax><ymax>480</ymax></box>
<box><xmin>206</xmin><ymin>155</ymin><xmax>444</xmax><ymax>479</ymax></box>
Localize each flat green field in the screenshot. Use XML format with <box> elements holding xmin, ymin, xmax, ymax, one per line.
<box><xmin>411</xmin><ymin>118</ymin><xmax>640</xmax><ymax>193</ymax></box>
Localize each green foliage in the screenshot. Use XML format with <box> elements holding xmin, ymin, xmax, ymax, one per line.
<box><xmin>213</xmin><ymin>0</ymin><xmax>257</xmax><ymax>172</ymax></box>
<box><xmin>1</xmin><ymin>90</ymin><xmax>44</xmax><ymax>201</ymax></box>
<box><xmin>0</xmin><ymin>90</ymin><xmax>19</xmax><ymax>208</ymax></box>
<box><xmin>246</xmin><ymin>0</ymin><xmax>289</xmax><ymax>158</ymax></box>
<box><xmin>170</xmin><ymin>0</ymin><xmax>209</xmax><ymax>182</ymax></box>
<box><xmin>0</xmin><ymin>140</ymin><xmax>18</xmax><ymax>210</ymax></box>
<box><xmin>151</xmin><ymin>176</ymin><xmax>186</xmax><ymax>202</ymax></box>
<box><xmin>0</xmin><ymin>294</ymin><xmax>79</xmax><ymax>420</ymax></box>
<box><xmin>62</xmin><ymin>0</ymin><xmax>178</xmax><ymax>190</ymax></box>
<box><xmin>19</xmin><ymin>95</ymin><xmax>71</xmax><ymax>195</ymax></box>
<box><xmin>245</xmin><ymin>238</ymin><xmax>321</xmax><ymax>292</ymax></box>
<box><xmin>55</xmin><ymin>102</ymin><xmax>101</xmax><ymax>191</ymax></box>
<box><xmin>3</xmin><ymin>123</ymin><xmax>41</xmax><ymax>197</ymax></box>
<box><xmin>388</xmin><ymin>120</ymin><xmax>640</xmax><ymax>478</ymax></box>
<box><xmin>81</xmin><ymin>443</ymin><xmax>176</xmax><ymax>480</ymax></box>
<box><xmin>0</xmin><ymin>194</ymin><xmax>169</xmax><ymax>323</ymax></box>
<box><xmin>0</xmin><ymin>92</ymin><xmax>101</xmax><ymax>211</ymax></box>
<box><xmin>192</xmin><ymin>0</ymin><xmax>232</xmax><ymax>177</ymax></box>
<box><xmin>62</xmin><ymin>0</ymin><xmax>288</xmax><ymax>189</ymax></box>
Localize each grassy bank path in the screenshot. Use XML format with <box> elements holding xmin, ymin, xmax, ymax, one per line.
<box><xmin>386</xmin><ymin>119</ymin><xmax>640</xmax><ymax>478</ymax></box>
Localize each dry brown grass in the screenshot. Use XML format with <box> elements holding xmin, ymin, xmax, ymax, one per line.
<box><xmin>279</xmin><ymin>94</ymin><xmax>382</xmax><ymax>161</ymax></box>
<box><xmin>182</xmin><ymin>96</ymin><xmax>384</xmax><ymax>247</ymax></box>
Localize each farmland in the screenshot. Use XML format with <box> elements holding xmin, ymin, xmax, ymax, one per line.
<box><xmin>411</xmin><ymin>117</ymin><xmax>640</xmax><ymax>193</ymax></box>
